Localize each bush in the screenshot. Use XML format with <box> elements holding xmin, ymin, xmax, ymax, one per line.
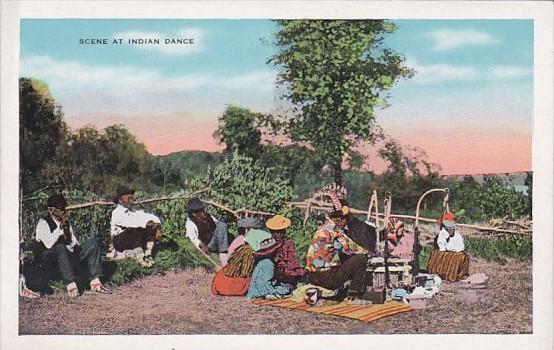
<box><xmin>204</xmin><ymin>153</ymin><xmax>295</xmax><ymax>221</ymax></box>
<box><xmin>465</xmin><ymin>235</ymin><xmax>532</xmax><ymax>262</ymax></box>
<box><xmin>448</xmin><ymin>175</ymin><xmax>530</xmax><ymax>223</ymax></box>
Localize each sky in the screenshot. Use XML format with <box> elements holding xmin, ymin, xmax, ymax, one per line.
<box><xmin>19</xmin><ymin>19</ymin><xmax>533</xmax><ymax>175</ymax></box>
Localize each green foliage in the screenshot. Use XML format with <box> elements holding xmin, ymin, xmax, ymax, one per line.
<box><xmin>418</xmin><ymin>244</ymin><xmax>434</xmax><ymax>271</ymax></box>
<box><xmin>150</xmin><ymin>151</ymin><xmax>226</xmax><ymax>193</ymax></box>
<box><xmin>524</xmin><ymin>171</ymin><xmax>533</xmax><ymax>219</ymax></box>
<box><xmin>258</xmin><ymin>144</ymin><xmax>328</xmax><ymax>197</ymax></box>
<box><xmin>464</xmin><ymin>235</ymin><xmax>532</xmax><ymax>262</ymax></box>
<box><xmin>19</xmin><ymin>77</ymin><xmax>68</xmax><ymax>193</ymax></box>
<box><xmin>213</xmin><ymin>105</ymin><xmax>262</xmax><ymax>158</ymax></box>
<box><xmin>269</xmin><ymin>20</ymin><xmax>413</xmax><ymax>185</ymax></box>
<box><xmin>48</xmin><ymin>124</ymin><xmax>153</xmax><ymax>196</ymax></box>
<box><xmin>448</xmin><ymin>175</ymin><xmax>530</xmax><ymax>222</ymax></box>
<box><xmin>204</xmin><ymin>153</ymin><xmax>295</xmax><ymax>220</ymax></box>
<box><xmin>374</xmin><ymin>138</ymin><xmax>445</xmax><ymax>214</ymax></box>
<box><xmin>155</xmin><ymin>237</ymin><xmax>213</xmax><ymax>270</ymax></box>
<box><xmin>108</xmin><ymin>259</ymin><xmax>149</xmax><ymax>286</ymax></box>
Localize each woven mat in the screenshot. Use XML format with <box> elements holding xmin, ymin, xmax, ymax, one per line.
<box><xmin>251</xmin><ymin>298</ymin><xmax>412</xmax><ymax>322</ymax></box>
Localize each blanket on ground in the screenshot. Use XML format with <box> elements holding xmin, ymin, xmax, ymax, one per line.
<box><xmin>251</xmin><ymin>298</ymin><xmax>412</xmax><ymax>323</ymax></box>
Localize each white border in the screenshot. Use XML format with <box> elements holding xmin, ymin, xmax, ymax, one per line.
<box><xmin>1</xmin><ymin>2</ymin><xmax>553</xmax><ymax>350</ymax></box>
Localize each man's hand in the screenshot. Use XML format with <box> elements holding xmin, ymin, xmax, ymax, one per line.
<box><xmin>199</xmin><ymin>242</ymin><xmax>209</xmax><ymax>254</ymax></box>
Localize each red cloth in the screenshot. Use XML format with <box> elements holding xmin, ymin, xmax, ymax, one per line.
<box><xmin>274</xmin><ymin>239</ymin><xmax>304</xmax><ymax>280</ymax></box>
<box><xmin>437</xmin><ymin>212</ymin><xmax>457</xmax><ymax>225</ymax></box>
<box><xmin>211</xmin><ymin>269</ymin><xmax>251</xmax><ymax>296</ymax></box>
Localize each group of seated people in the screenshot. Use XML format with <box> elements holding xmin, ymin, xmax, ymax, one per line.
<box><xmin>23</xmin><ymin>189</ymin><xmax>469</xmax><ymax>301</ymax></box>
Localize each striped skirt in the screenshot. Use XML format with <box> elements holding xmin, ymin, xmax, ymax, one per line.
<box><xmin>427</xmin><ymin>250</ymin><xmax>469</xmax><ymax>282</ymax></box>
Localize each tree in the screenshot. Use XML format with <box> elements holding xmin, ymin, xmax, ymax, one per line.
<box><xmin>268</xmin><ymin>20</ymin><xmax>413</xmax><ymax>185</ymax></box>
<box><xmin>375</xmin><ymin>138</ymin><xmax>444</xmax><ymax>213</ymax></box>
<box><xmin>213</xmin><ymin>104</ymin><xmax>262</xmax><ymax>158</ymax></box>
<box><xmin>48</xmin><ymin>124</ymin><xmax>153</xmax><ymax>196</ymax></box>
<box><xmin>204</xmin><ymin>152</ymin><xmax>294</xmax><ymax>221</ymax></box>
<box><xmin>19</xmin><ymin>77</ymin><xmax>68</xmax><ymax>193</ymax></box>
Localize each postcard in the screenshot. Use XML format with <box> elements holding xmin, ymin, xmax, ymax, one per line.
<box><xmin>1</xmin><ymin>1</ymin><xmax>553</xmax><ymax>350</ymax></box>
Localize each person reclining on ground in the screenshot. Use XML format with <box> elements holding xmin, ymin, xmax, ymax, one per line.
<box><xmin>185</xmin><ymin>197</ymin><xmax>230</xmax><ymax>265</ymax></box>
<box><xmin>427</xmin><ymin>212</ymin><xmax>469</xmax><ymax>282</ymax></box>
<box><xmin>305</xmin><ymin>205</ymin><xmax>371</xmax><ymax>306</ymax></box>
<box><xmin>110</xmin><ymin>186</ymin><xmax>162</xmax><ymax>267</ymax></box>
<box><xmin>35</xmin><ymin>194</ymin><xmax>111</xmax><ymax>297</ymax></box>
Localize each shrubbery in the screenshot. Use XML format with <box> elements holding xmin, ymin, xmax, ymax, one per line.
<box><xmin>204</xmin><ymin>152</ymin><xmax>295</xmax><ymax>221</ymax></box>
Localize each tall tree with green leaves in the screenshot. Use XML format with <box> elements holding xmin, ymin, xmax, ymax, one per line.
<box><xmin>268</xmin><ymin>20</ymin><xmax>413</xmax><ymax>185</ymax></box>
<box><xmin>19</xmin><ymin>77</ymin><xmax>68</xmax><ymax>193</ymax></box>
<box><xmin>213</xmin><ymin>104</ymin><xmax>262</xmax><ymax>158</ymax></box>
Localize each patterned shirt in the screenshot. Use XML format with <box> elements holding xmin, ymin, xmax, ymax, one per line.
<box><xmin>274</xmin><ymin>239</ymin><xmax>304</xmax><ymax>278</ymax></box>
<box><xmin>306</xmin><ymin>221</ymin><xmax>368</xmax><ymax>272</ymax></box>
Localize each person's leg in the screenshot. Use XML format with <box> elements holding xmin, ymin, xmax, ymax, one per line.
<box><xmin>78</xmin><ymin>239</ymin><xmax>112</xmax><ymax>293</ymax></box>
<box><xmin>143</xmin><ymin>222</ymin><xmax>160</xmax><ymax>258</ymax></box>
<box><xmin>77</xmin><ymin>239</ymin><xmax>103</xmax><ymax>280</ymax></box>
<box><xmin>42</xmin><ymin>244</ymin><xmax>78</xmax><ymax>296</ymax></box>
<box><xmin>341</xmin><ymin>254</ymin><xmax>369</xmax><ymax>297</ymax></box>
<box><xmin>112</xmin><ymin>228</ymin><xmax>144</xmax><ymax>252</ymax></box>
<box><xmin>207</xmin><ymin>222</ymin><xmax>230</xmax><ymax>265</ymax></box>
<box><xmin>307</xmin><ymin>254</ymin><xmax>369</xmax><ymax>299</ymax></box>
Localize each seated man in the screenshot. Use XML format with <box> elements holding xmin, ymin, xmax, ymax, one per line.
<box><xmin>185</xmin><ymin>197</ymin><xmax>230</xmax><ymax>265</ymax></box>
<box><xmin>110</xmin><ymin>186</ymin><xmax>162</xmax><ymax>267</ymax></box>
<box><xmin>305</xmin><ymin>207</ymin><xmax>371</xmax><ymax>306</ymax></box>
<box><xmin>35</xmin><ymin>194</ymin><xmax>111</xmax><ymax>297</ymax></box>
<box><xmin>265</xmin><ymin>214</ymin><xmax>304</xmax><ymax>286</ymax></box>
<box><xmin>339</xmin><ymin>199</ymin><xmax>376</xmax><ymax>254</ymax></box>
<box><xmin>427</xmin><ymin>212</ymin><xmax>469</xmax><ymax>282</ymax></box>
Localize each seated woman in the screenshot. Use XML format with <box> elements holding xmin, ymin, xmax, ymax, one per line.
<box><xmin>211</xmin><ymin>217</ymin><xmax>259</xmax><ymax>296</ymax></box>
<box><xmin>386</xmin><ymin>218</ymin><xmax>415</xmax><ymax>261</ymax></box>
<box><xmin>246</xmin><ymin>229</ymin><xmax>293</xmax><ymax>300</ymax></box>
<box><xmin>427</xmin><ymin>212</ymin><xmax>469</xmax><ymax>282</ymax></box>
<box><xmin>265</xmin><ymin>215</ymin><xmax>305</xmax><ymax>287</ymax></box>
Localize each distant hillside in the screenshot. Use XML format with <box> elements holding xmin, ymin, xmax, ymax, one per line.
<box><xmin>154</xmin><ymin>151</ymin><xmax>531</xmax><ymax>197</ymax></box>
<box><xmin>444</xmin><ymin>171</ymin><xmax>531</xmax><ymax>194</ymax></box>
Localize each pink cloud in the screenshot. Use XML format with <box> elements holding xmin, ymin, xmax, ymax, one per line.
<box><xmin>67</xmin><ymin>114</ymin><xmax>531</xmax><ymax>175</ymax></box>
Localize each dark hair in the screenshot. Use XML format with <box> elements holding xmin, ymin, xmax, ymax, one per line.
<box><xmin>329</xmin><ymin>210</ymin><xmax>346</xmax><ymax>219</ymax></box>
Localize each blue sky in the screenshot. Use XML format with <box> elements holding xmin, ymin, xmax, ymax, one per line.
<box><xmin>19</xmin><ymin>19</ymin><xmax>533</xmax><ymax>173</ymax></box>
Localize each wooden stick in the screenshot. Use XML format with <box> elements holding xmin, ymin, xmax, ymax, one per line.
<box><xmin>235</xmin><ymin>208</ymin><xmax>275</xmax><ymax>217</ymax></box>
<box><xmin>289</xmin><ymin>203</ymin><xmax>531</xmax><ymax>235</ymax></box>
<box><xmin>65</xmin><ymin>188</ymin><xmax>210</xmax><ymax>210</ymax></box>
<box><xmin>192</xmin><ymin>244</ymin><xmax>222</xmax><ymax>271</ymax></box>
<box><xmin>202</xmin><ymin>200</ymin><xmax>239</xmax><ymax>218</ymax></box>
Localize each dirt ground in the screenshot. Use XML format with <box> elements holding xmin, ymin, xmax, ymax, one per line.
<box><xmin>19</xmin><ymin>257</ymin><xmax>532</xmax><ymax>335</ymax></box>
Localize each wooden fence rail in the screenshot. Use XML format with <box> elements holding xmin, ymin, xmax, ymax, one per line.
<box><xmin>27</xmin><ymin>189</ymin><xmax>531</xmax><ymax>236</ymax></box>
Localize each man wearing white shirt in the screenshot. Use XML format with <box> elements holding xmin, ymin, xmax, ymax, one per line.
<box><xmin>185</xmin><ymin>197</ymin><xmax>230</xmax><ymax>265</ymax></box>
<box><xmin>110</xmin><ymin>186</ymin><xmax>162</xmax><ymax>267</ymax></box>
<box><xmin>35</xmin><ymin>194</ymin><xmax>111</xmax><ymax>297</ymax></box>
